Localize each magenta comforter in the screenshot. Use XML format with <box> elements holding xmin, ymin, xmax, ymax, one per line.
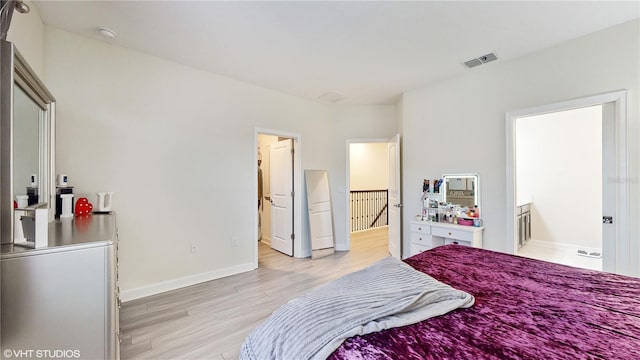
<box><xmin>330</xmin><ymin>245</ymin><xmax>640</xmax><ymax>359</ymax></box>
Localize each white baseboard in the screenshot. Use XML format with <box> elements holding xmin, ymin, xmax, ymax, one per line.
<box><xmin>260</xmin><ymin>236</ymin><xmax>271</xmax><ymax>246</ymax></box>
<box><xmin>335</xmin><ymin>243</ymin><xmax>349</xmax><ymax>251</ymax></box>
<box><xmin>120</xmin><ymin>262</ymin><xmax>255</xmax><ymax>302</ymax></box>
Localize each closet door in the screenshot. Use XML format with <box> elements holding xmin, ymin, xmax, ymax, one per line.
<box><xmin>270</xmin><ymin>139</ymin><xmax>294</xmax><ymax>256</ymax></box>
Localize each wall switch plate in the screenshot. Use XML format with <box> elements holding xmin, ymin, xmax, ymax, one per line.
<box><xmin>190</xmin><ymin>243</ymin><xmax>198</xmax><ymax>253</ymax></box>
<box><xmin>231</xmin><ymin>236</ymin><xmax>239</xmax><ymax>247</ymax></box>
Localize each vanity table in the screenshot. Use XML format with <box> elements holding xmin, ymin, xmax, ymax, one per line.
<box><xmin>409</xmin><ymin>220</ymin><xmax>484</xmax><ymax>256</ymax></box>
<box><xmin>1</xmin><ymin>214</ymin><xmax>120</xmax><ymax>359</ymax></box>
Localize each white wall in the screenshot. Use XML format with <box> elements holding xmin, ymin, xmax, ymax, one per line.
<box><xmin>43</xmin><ymin>28</ymin><xmax>336</xmax><ymax>297</ymax></box>
<box><xmin>327</xmin><ymin>106</ymin><xmax>397</xmax><ymax>250</ymax></box>
<box><xmin>6</xmin><ymin>1</ymin><xmax>44</xmax><ymax>78</ymax></box>
<box><xmin>516</xmin><ymin>106</ymin><xmax>602</xmax><ymax>249</ymax></box>
<box><xmin>402</xmin><ymin>19</ymin><xmax>639</xmax><ymax>276</ymax></box>
<box><xmin>42</xmin><ymin>28</ymin><xmax>396</xmax><ymax>297</ymax></box>
<box><xmin>349</xmin><ymin>143</ymin><xmax>389</xmax><ymax>191</ymax></box>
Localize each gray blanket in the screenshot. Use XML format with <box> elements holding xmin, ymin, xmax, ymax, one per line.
<box><xmin>239</xmin><ymin>257</ymin><xmax>474</xmax><ymax>360</ymax></box>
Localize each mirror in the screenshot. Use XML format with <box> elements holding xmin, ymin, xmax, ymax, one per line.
<box><xmin>442</xmin><ymin>174</ymin><xmax>480</xmax><ymax>209</ymax></box>
<box><xmin>305</xmin><ymin>170</ymin><xmax>335</xmax><ymax>259</ymax></box>
<box><xmin>1</xmin><ymin>41</ymin><xmax>56</xmax><ymax>244</ymax></box>
<box><xmin>13</xmin><ymin>84</ymin><xmax>42</xmax><ymax>205</ymax></box>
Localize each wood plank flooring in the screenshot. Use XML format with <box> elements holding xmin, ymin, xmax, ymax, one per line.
<box><xmin>120</xmin><ymin>227</ymin><xmax>389</xmax><ymax>360</ymax></box>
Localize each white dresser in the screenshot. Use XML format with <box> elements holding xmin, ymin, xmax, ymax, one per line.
<box><xmin>409</xmin><ymin>220</ymin><xmax>484</xmax><ymax>256</ymax></box>
<box><xmin>1</xmin><ymin>214</ymin><xmax>120</xmax><ymax>359</ymax></box>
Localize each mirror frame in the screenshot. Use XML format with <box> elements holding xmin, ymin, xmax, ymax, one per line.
<box><xmin>1</xmin><ymin>40</ymin><xmax>56</xmax><ymax>244</ymax></box>
<box><xmin>442</xmin><ymin>173</ymin><xmax>480</xmax><ymax>209</ymax></box>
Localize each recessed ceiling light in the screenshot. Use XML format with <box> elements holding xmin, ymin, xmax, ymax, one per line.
<box><xmin>97</xmin><ymin>27</ymin><xmax>117</xmax><ymax>39</ymax></box>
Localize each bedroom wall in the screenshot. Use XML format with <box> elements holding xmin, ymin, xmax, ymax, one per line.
<box><xmin>402</xmin><ymin>19</ymin><xmax>639</xmax><ymax>276</ymax></box>
<box><xmin>516</xmin><ymin>106</ymin><xmax>602</xmax><ymax>249</ymax></box>
<box><xmin>6</xmin><ymin>1</ymin><xmax>44</xmax><ymax>78</ymax></box>
<box><xmin>349</xmin><ymin>143</ymin><xmax>389</xmax><ymax>191</ymax></box>
<box><xmin>328</xmin><ymin>106</ymin><xmax>397</xmax><ymax>250</ymax></box>
<box><xmin>42</xmin><ymin>27</ymin><xmax>395</xmax><ymax>299</ymax></box>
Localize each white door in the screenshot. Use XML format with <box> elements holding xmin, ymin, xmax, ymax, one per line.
<box><xmin>270</xmin><ymin>139</ymin><xmax>294</xmax><ymax>256</ymax></box>
<box><xmin>388</xmin><ymin>134</ymin><xmax>401</xmax><ymax>259</ymax></box>
<box><xmin>306</xmin><ymin>170</ymin><xmax>334</xmax><ymax>250</ymax></box>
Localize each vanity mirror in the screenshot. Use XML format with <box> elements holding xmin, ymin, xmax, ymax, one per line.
<box><xmin>1</xmin><ymin>41</ymin><xmax>56</xmax><ymax>244</ymax></box>
<box><xmin>442</xmin><ymin>174</ymin><xmax>480</xmax><ymax>209</ymax></box>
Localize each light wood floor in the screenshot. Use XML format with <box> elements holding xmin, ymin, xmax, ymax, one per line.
<box><xmin>120</xmin><ymin>227</ymin><xmax>389</xmax><ymax>360</ymax></box>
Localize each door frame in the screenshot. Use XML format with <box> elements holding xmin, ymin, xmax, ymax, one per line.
<box><xmin>254</xmin><ymin>128</ymin><xmax>303</xmax><ymax>267</ymax></box>
<box><xmin>344</xmin><ymin>138</ymin><xmax>390</xmax><ymax>251</ymax></box>
<box><xmin>505</xmin><ymin>90</ymin><xmax>629</xmax><ymax>274</ymax></box>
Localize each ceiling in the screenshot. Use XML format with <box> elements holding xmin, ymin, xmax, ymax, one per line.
<box><xmin>33</xmin><ymin>1</ymin><xmax>639</xmax><ymax>105</ymax></box>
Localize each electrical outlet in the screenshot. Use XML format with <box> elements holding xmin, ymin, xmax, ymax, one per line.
<box><xmin>190</xmin><ymin>243</ymin><xmax>198</xmax><ymax>253</ymax></box>
<box><xmin>231</xmin><ymin>236</ymin><xmax>239</xmax><ymax>247</ymax></box>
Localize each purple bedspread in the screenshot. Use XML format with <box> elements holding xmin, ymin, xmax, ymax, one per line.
<box><xmin>329</xmin><ymin>245</ymin><xmax>640</xmax><ymax>359</ymax></box>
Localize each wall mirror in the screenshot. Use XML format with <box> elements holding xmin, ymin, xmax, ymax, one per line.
<box><xmin>1</xmin><ymin>40</ymin><xmax>56</xmax><ymax>244</ymax></box>
<box><xmin>442</xmin><ymin>174</ymin><xmax>480</xmax><ymax>208</ymax></box>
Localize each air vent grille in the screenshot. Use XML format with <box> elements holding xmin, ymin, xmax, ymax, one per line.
<box><xmin>463</xmin><ymin>52</ymin><xmax>498</xmax><ymax>68</ymax></box>
<box><xmin>464</xmin><ymin>59</ymin><xmax>482</xmax><ymax>68</ymax></box>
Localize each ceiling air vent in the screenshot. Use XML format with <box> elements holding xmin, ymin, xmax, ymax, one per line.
<box><xmin>463</xmin><ymin>52</ymin><xmax>498</xmax><ymax>69</ymax></box>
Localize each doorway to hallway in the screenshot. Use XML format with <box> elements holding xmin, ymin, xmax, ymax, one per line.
<box><xmin>346</xmin><ymin>139</ymin><xmax>392</xmax><ymax>256</ymax></box>
<box><xmin>254</xmin><ymin>129</ymin><xmax>302</xmax><ymax>267</ymax></box>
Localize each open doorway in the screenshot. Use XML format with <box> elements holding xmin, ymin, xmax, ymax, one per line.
<box><xmin>346</xmin><ymin>140</ymin><xmax>390</xmax><ymax>253</ymax></box>
<box><xmin>506</xmin><ymin>90</ymin><xmax>629</xmax><ymax>275</ymax></box>
<box><xmin>515</xmin><ymin>105</ymin><xmax>602</xmax><ymax>271</ymax></box>
<box><xmin>254</xmin><ymin>129</ymin><xmax>302</xmax><ymax>268</ymax></box>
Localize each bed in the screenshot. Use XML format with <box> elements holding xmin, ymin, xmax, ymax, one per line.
<box><xmin>329</xmin><ymin>245</ymin><xmax>640</xmax><ymax>359</ymax></box>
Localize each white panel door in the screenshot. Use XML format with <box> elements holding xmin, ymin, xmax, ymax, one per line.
<box><xmin>306</xmin><ymin>170</ymin><xmax>334</xmax><ymax>250</ymax></box>
<box><xmin>388</xmin><ymin>134</ymin><xmax>401</xmax><ymax>259</ymax></box>
<box><xmin>270</xmin><ymin>139</ymin><xmax>294</xmax><ymax>256</ymax></box>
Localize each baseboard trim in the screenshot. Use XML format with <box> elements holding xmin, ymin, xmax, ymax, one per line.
<box><xmin>120</xmin><ymin>262</ymin><xmax>255</xmax><ymax>302</ymax></box>
<box><xmin>335</xmin><ymin>244</ymin><xmax>349</xmax><ymax>251</ymax></box>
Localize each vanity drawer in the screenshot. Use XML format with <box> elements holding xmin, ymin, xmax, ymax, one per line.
<box><xmin>410</xmin><ymin>232</ymin><xmax>432</xmax><ymax>246</ymax></box>
<box><xmin>432</xmin><ymin>227</ymin><xmax>473</xmax><ymax>242</ymax></box>
<box><xmin>444</xmin><ymin>238</ymin><xmax>471</xmax><ymax>246</ymax></box>
<box><xmin>410</xmin><ymin>223</ymin><xmax>431</xmax><ymax>235</ymax></box>
<box><xmin>410</xmin><ymin>243</ymin><xmax>431</xmax><ymax>256</ymax></box>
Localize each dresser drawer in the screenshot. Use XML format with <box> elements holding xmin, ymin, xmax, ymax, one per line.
<box><xmin>432</xmin><ymin>227</ymin><xmax>473</xmax><ymax>242</ymax></box>
<box><xmin>410</xmin><ymin>232</ymin><xmax>432</xmax><ymax>246</ymax></box>
<box><xmin>410</xmin><ymin>223</ymin><xmax>431</xmax><ymax>235</ymax></box>
<box><xmin>410</xmin><ymin>243</ymin><xmax>431</xmax><ymax>256</ymax></box>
